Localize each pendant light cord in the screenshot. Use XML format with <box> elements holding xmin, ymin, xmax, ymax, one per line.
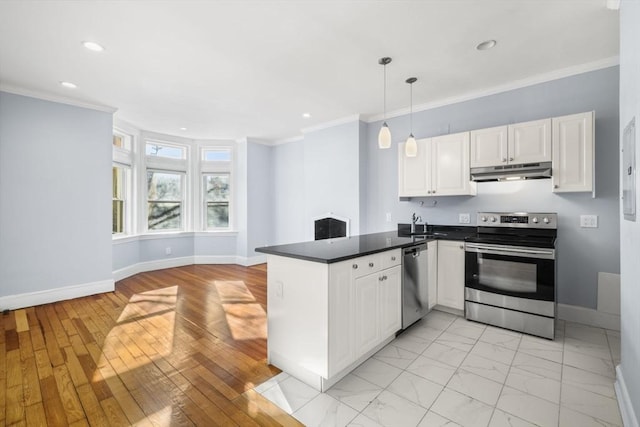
<box><xmin>409</xmin><ymin>81</ymin><xmax>413</xmax><ymax>134</ymax></box>
<box><xmin>383</xmin><ymin>64</ymin><xmax>387</xmax><ymax>121</ymax></box>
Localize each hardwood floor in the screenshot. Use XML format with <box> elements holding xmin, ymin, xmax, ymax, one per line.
<box><xmin>1</xmin><ymin>264</ymin><xmax>303</xmax><ymax>426</ymax></box>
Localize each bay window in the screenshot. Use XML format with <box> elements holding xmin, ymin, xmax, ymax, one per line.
<box><xmin>200</xmin><ymin>146</ymin><xmax>233</xmax><ymax>230</ymax></box>
<box><xmin>112</xmin><ymin>130</ymin><xmax>133</xmax><ymax>235</ymax></box>
<box><xmin>144</xmin><ymin>140</ymin><xmax>189</xmax><ymax>232</ymax></box>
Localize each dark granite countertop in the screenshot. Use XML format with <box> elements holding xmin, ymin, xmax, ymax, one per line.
<box><xmin>255</xmin><ymin>226</ymin><xmax>476</xmax><ymax>264</ymax></box>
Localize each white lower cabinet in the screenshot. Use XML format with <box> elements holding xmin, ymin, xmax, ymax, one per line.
<box><xmin>332</xmin><ymin>251</ymin><xmax>401</xmax><ymax>381</ymax></box>
<box><xmin>436</xmin><ymin>240</ymin><xmax>465</xmax><ymax>311</ymax></box>
<box><xmin>378</xmin><ymin>265</ymin><xmax>402</xmax><ymax>340</ymax></box>
<box><xmin>427</xmin><ymin>240</ymin><xmax>438</xmax><ymax>309</ymax></box>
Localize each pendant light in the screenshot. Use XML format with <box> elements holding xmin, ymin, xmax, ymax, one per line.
<box><xmin>378</xmin><ymin>57</ymin><xmax>392</xmax><ymax>149</ymax></box>
<box><xmin>405</xmin><ymin>77</ymin><xmax>418</xmax><ymax>157</ymax></box>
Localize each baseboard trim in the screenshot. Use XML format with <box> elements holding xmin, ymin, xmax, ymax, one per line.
<box><xmin>113</xmin><ymin>254</ymin><xmax>267</xmax><ymax>281</ymax></box>
<box><xmin>615</xmin><ymin>365</ymin><xmax>639</xmax><ymax>427</ymax></box>
<box><xmin>237</xmin><ymin>255</ymin><xmax>267</xmax><ymax>266</ymax></box>
<box><xmin>0</xmin><ymin>279</ymin><xmax>115</xmax><ymax>311</ymax></box>
<box><xmin>557</xmin><ymin>303</ymin><xmax>620</xmax><ymax>331</ymax></box>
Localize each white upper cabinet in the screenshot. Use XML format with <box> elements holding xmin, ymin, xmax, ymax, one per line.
<box><xmin>399</xmin><ymin>132</ymin><xmax>475</xmax><ymax>197</ymax></box>
<box><xmin>552</xmin><ymin>111</ymin><xmax>594</xmax><ymax>193</ymax></box>
<box><xmin>470</xmin><ymin>119</ymin><xmax>551</xmax><ymax>168</ymax></box>
<box><xmin>508</xmin><ymin>118</ymin><xmax>552</xmax><ymax>164</ymax></box>
<box><xmin>432</xmin><ymin>132</ymin><xmax>475</xmax><ymax>196</ymax></box>
<box><xmin>398</xmin><ymin>138</ymin><xmax>431</xmax><ymax>197</ymax></box>
<box><xmin>470</xmin><ymin>125</ymin><xmax>508</xmax><ymax>168</ymax></box>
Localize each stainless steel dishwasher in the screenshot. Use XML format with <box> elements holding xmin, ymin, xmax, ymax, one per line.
<box><xmin>402</xmin><ymin>242</ymin><xmax>429</xmax><ymax>329</ymax></box>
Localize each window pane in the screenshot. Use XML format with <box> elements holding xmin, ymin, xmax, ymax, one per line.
<box><xmin>113</xmin><ymin>135</ymin><xmax>124</xmax><ymax>148</ymax></box>
<box><xmin>148</xmin><ymin>202</ymin><xmax>182</xmax><ymax>230</ymax></box>
<box><xmin>207</xmin><ymin>202</ymin><xmax>229</xmax><ymax>228</ymax></box>
<box><xmin>146</xmin><ymin>142</ymin><xmax>184</xmax><ymax>159</ymax></box>
<box><xmin>205</xmin><ymin>174</ymin><xmax>229</xmax><ymax>202</ymax></box>
<box><xmin>113</xmin><ymin>133</ymin><xmax>131</xmax><ymax>150</ymax></box>
<box><xmin>204</xmin><ymin>149</ymin><xmax>231</xmax><ymax>161</ymax></box>
<box><xmin>147</xmin><ymin>171</ymin><xmax>182</xmax><ymax>201</ymax></box>
<box><xmin>113</xmin><ymin>167</ymin><xmax>124</xmax><ymax>199</ymax></box>
<box><xmin>113</xmin><ymin>166</ymin><xmax>125</xmax><ymax>234</ymax></box>
<box><xmin>113</xmin><ymin>200</ymin><xmax>124</xmax><ymax>234</ymax></box>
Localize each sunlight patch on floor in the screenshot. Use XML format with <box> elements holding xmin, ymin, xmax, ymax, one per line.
<box><xmin>94</xmin><ymin>286</ymin><xmax>178</xmax><ymax>382</ymax></box>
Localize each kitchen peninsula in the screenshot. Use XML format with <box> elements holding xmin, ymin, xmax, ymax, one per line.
<box><xmin>256</xmin><ymin>229</ymin><xmax>472</xmax><ymax>391</ymax></box>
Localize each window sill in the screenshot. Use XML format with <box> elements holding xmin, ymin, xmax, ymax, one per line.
<box><xmin>112</xmin><ymin>230</ymin><xmax>238</xmax><ymax>244</ymax></box>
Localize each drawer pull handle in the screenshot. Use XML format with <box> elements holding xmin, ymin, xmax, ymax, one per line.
<box><xmin>391</xmin><ymin>256</ymin><xmax>396</xmax><ymax>261</ymax></box>
<box><xmin>369</xmin><ymin>262</ymin><xmax>374</xmax><ymax>267</ymax></box>
<box><xmin>352</xmin><ymin>264</ymin><xmax>358</xmax><ymax>269</ymax></box>
<box><xmin>378</xmin><ymin>276</ymin><xmax>384</xmax><ymax>282</ymax></box>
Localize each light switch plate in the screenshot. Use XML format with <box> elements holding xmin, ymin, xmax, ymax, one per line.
<box><xmin>580</xmin><ymin>215</ymin><xmax>598</xmax><ymax>228</ymax></box>
<box><xmin>459</xmin><ymin>213</ymin><xmax>470</xmax><ymax>224</ymax></box>
<box><xmin>385</xmin><ymin>212</ymin><xmax>392</xmax><ymax>222</ymax></box>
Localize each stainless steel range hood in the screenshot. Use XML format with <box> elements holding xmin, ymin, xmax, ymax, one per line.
<box><xmin>470</xmin><ymin>161</ymin><xmax>552</xmax><ymax>182</ymax></box>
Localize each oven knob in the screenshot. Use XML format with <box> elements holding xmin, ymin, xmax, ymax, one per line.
<box><xmin>480</xmin><ymin>216</ymin><xmax>487</xmax><ymax>222</ymax></box>
<box><xmin>532</xmin><ymin>217</ymin><xmax>539</xmax><ymax>224</ymax></box>
<box><xmin>543</xmin><ymin>217</ymin><xmax>550</xmax><ymax>224</ymax></box>
<box><xmin>490</xmin><ymin>216</ymin><xmax>497</xmax><ymax>222</ymax></box>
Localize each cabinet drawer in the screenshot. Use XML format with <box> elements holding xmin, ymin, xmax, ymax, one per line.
<box><xmin>381</xmin><ymin>249</ymin><xmax>401</xmax><ymax>270</ymax></box>
<box><xmin>350</xmin><ymin>254</ymin><xmax>381</xmax><ymax>278</ymax></box>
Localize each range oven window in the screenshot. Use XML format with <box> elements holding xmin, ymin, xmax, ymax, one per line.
<box><xmin>478</xmin><ymin>257</ymin><xmax>537</xmax><ymax>293</ymax></box>
<box><xmin>465</xmin><ymin>249</ymin><xmax>555</xmax><ymax>301</ymax></box>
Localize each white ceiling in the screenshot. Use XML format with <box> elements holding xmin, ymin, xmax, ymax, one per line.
<box><xmin>0</xmin><ymin>1</ymin><xmax>619</xmax><ymax>142</ymax></box>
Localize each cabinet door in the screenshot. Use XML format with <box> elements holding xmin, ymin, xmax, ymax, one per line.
<box><xmin>379</xmin><ymin>265</ymin><xmax>402</xmax><ymax>339</ymax></box>
<box><xmin>427</xmin><ymin>241</ymin><xmax>438</xmax><ymax>310</ymax></box>
<box><xmin>552</xmin><ymin>111</ymin><xmax>594</xmax><ymax>193</ymax></box>
<box><xmin>436</xmin><ymin>240</ymin><xmax>465</xmax><ymax>310</ymax></box>
<box><xmin>328</xmin><ymin>261</ymin><xmax>354</xmax><ymax>376</ymax></box>
<box><xmin>432</xmin><ymin>132</ymin><xmax>475</xmax><ymax>196</ymax></box>
<box><xmin>508</xmin><ymin>118</ymin><xmax>552</xmax><ymax>164</ymax></box>
<box><xmin>398</xmin><ymin>138</ymin><xmax>431</xmax><ymax>197</ymax></box>
<box><xmin>354</xmin><ymin>273</ymin><xmax>380</xmax><ymax>356</ymax></box>
<box><xmin>470</xmin><ymin>126</ymin><xmax>508</xmax><ymax>168</ymax></box>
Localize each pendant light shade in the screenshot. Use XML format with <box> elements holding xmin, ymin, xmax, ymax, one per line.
<box><xmin>405</xmin><ymin>133</ymin><xmax>417</xmax><ymax>157</ymax></box>
<box><xmin>378</xmin><ymin>57</ymin><xmax>392</xmax><ymax>149</ymax></box>
<box><xmin>405</xmin><ymin>77</ymin><xmax>418</xmax><ymax>157</ymax></box>
<box><xmin>378</xmin><ymin>122</ymin><xmax>391</xmax><ymax>148</ymax></box>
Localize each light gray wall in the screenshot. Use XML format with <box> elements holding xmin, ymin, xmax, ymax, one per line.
<box><xmin>0</xmin><ymin>92</ymin><xmax>113</xmax><ymax>297</ymax></box>
<box><xmin>619</xmin><ymin>0</ymin><xmax>640</xmax><ymax>421</ymax></box>
<box><xmin>364</xmin><ymin>66</ymin><xmax>620</xmax><ymax>310</ymax></box>
<box><xmin>246</xmin><ymin>140</ymin><xmax>273</xmax><ymax>256</ymax></box>
<box><xmin>272</xmin><ymin>141</ymin><xmax>306</xmax><ymax>244</ymax></box>
<box><xmin>303</xmin><ymin>121</ymin><xmax>363</xmax><ymax>239</ymax></box>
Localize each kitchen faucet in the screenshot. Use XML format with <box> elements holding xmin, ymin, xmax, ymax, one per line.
<box><xmin>411</xmin><ymin>212</ymin><xmax>422</xmax><ymax>234</ymax></box>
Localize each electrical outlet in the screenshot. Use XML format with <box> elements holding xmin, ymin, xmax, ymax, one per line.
<box><xmin>275</xmin><ymin>281</ymin><xmax>284</xmax><ymax>298</ymax></box>
<box><xmin>459</xmin><ymin>213</ymin><xmax>470</xmax><ymax>224</ymax></box>
<box><xmin>580</xmin><ymin>215</ymin><xmax>598</xmax><ymax>228</ymax></box>
<box><xmin>386</xmin><ymin>212</ymin><xmax>392</xmax><ymax>222</ymax></box>
<box><xmin>165</xmin><ymin>247</ymin><xmax>172</xmax><ymax>255</ymax></box>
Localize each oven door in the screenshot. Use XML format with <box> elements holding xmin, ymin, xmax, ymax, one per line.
<box><xmin>465</xmin><ymin>243</ymin><xmax>555</xmax><ymax>301</ymax></box>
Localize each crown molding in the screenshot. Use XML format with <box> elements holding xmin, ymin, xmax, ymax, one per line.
<box><xmin>0</xmin><ymin>84</ymin><xmax>118</xmax><ymax>113</ymax></box>
<box><xmin>365</xmin><ymin>56</ymin><xmax>620</xmax><ymax>123</ymax></box>
<box><xmin>301</xmin><ymin>114</ymin><xmax>362</xmax><ymax>134</ymax></box>
<box><xmin>271</xmin><ymin>135</ymin><xmax>304</xmax><ymax>146</ymax></box>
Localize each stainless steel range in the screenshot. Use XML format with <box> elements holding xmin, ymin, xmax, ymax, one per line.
<box><xmin>464</xmin><ymin>212</ymin><xmax>557</xmax><ymax>339</ymax></box>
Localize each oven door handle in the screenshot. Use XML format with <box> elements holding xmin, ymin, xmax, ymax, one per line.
<box><xmin>465</xmin><ymin>243</ymin><xmax>555</xmax><ymax>260</ymax></box>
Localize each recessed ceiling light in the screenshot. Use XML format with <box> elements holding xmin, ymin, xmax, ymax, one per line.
<box><xmin>82</xmin><ymin>41</ymin><xmax>105</xmax><ymax>52</ymax></box>
<box><xmin>302</xmin><ymin>113</ymin><xmax>311</xmax><ymax>118</ymax></box>
<box><xmin>476</xmin><ymin>40</ymin><xmax>497</xmax><ymax>51</ymax></box>
<box><xmin>60</xmin><ymin>81</ymin><xmax>77</xmax><ymax>89</ymax></box>
<box><xmin>180</xmin><ymin>127</ymin><xmax>187</xmax><ymax>131</ymax></box>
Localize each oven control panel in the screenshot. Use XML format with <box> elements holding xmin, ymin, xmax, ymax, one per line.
<box><xmin>477</xmin><ymin>212</ymin><xmax>557</xmax><ymax>229</ymax></box>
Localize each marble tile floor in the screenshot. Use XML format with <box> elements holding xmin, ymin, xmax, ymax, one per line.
<box><xmin>252</xmin><ymin>310</ymin><xmax>622</xmax><ymax>427</ymax></box>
